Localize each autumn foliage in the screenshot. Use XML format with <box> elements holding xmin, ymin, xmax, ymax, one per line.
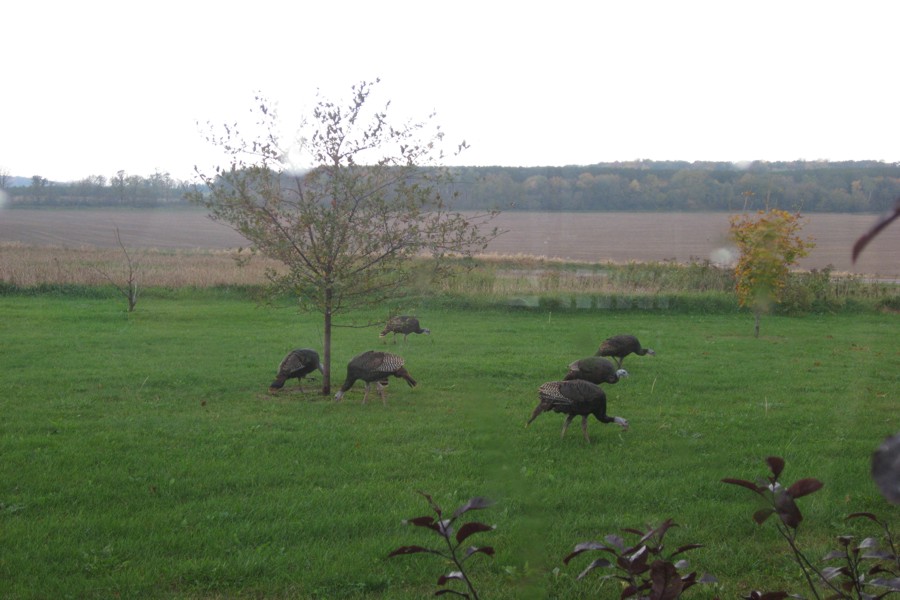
<box><xmin>729</xmin><ymin>209</ymin><xmax>814</xmax><ymax>336</ymax></box>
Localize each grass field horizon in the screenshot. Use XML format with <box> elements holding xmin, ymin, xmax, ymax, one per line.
<box><xmin>1</xmin><ymin>287</ymin><xmax>897</xmax><ymax>598</ymax></box>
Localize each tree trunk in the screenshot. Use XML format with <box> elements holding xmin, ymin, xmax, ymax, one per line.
<box><xmin>322</xmin><ymin>288</ymin><xmax>333</xmax><ymax>396</ymax></box>
<box><xmin>754</xmin><ymin>311</ymin><xmax>761</xmax><ymax>338</ymax></box>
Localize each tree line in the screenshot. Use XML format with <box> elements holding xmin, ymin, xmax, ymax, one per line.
<box><xmin>444</xmin><ymin>160</ymin><xmax>900</xmax><ymax>213</ymax></box>
<box><xmin>4</xmin><ymin>160</ymin><xmax>900</xmax><ymax>213</ymax></box>
<box><xmin>1</xmin><ymin>170</ymin><xmax>193</xmax><ymax>207</ymax></box>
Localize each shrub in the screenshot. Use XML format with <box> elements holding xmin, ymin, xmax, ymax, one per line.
<box><xmin>563</xmin><ymin>519</ymin><xmax>717</xmax><ymax>599</ymax></box>
<box><xmin>723</xmin><ymin>456</ymin><xmax>900</xmax><ymax>599</ymax></box>
<box><xmin>388</xmin><ymin>492</ymin><xmax>496</xmax><ymax>599</ymax></box>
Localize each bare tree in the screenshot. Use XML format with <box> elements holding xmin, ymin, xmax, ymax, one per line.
<box><xmin>93</xmin><ymin>227</ymin><xmax>140</xmax><ymax>312</ymax></box>
<box><xmin>190</xmin><ymin>80</ymin><xmax>500</xmax><ymax>394</ymax></box>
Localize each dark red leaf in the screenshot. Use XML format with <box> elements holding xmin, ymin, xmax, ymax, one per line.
<box><xmin>388</xmin><ymin>545</ymin><xmax>432</xmax><ymax>557</ymax></box>
<box><xmin>656</xmin><ymin>518</ymin><xmax>676</xmax><ymax>538</ymax></box>
<box><xmin>452</xmin><ymin>497</ymin><xmax>493</xmax><ymax>518</ymax></box>
<box><xmin>464</xmin><ymin>546</ymin><xmax>495</xmax><ymax>558</ymax></box>
<box><xmin>605</xmin><ymin>534</ymin><xmax>626</xmax><ymax>550</ymax></box>
<box><xmin>846</xmin><ymin>512</ymin><xmax>879</xmax><ymax>523</ymax></box>
<box><xmin>774</xmin><ymin>493</ymin><xmax>802</xmax><ymax>528</ymax></box>
<box><xmin>635</xmin><ymin>529</ymin><xmax>657</xmax><ymax>547</ymax></box>
<box><xmin>671</xmin><ymin>544</ymin><xmax>704</xmax><ymax>557</ymax></box>
<box><xmin>637</xmin><ymin>519</ymin><xmax>676</xmax><ymax>547</ymax></box>
<box><xmin>407</xmin><ymin>516</ymin><xmax>436</xmax><ymax>527</ymax></box>
<box><xmin>722</xmin><ymin>478</ymin><xmax>765</xmax><ymax>495</ymax></box>
<box><xmin>456</xmin><ymin>521</ymin><xmax>494</xmax><ymax>544</ymax></box>
<box><xmin>437</xmin><ymin>571</ymin><xmax>465</xmax><ymax>586</ymax></box>
<box><xmin>621</xmin><ymin>546</ymin><xmax>649</xmax><ymax>574</ymax></box>
<box><xmin>753</xmin><ymin>508</ymin><xmax>774</xmax><ymax>525</ymax></box>
<box><xmin>563</xmin><ymin>541</ymin><xmax>608</xmax><ymax>564</ymax></box>
<box><xmin>821</xmin><ymin>566</ymin><xmax>844</xmax><ymax>581</ymax></box>
<box><xmin>836</xmin><ymin>536</ymin><xmax>854</xmax><ymax>547</ymax></box>
<box><xmin>766</xmin><ymin>456</ymin><xmax>785</xmax><ymax>479</ymax></box>
<box><xmin>787</xmin><ymin>478</ymin><xmax>824</xmax><ymax>498</ymax></box>
<box><xmin>869</xmin><ymin>576</ymin><xmax>900</xmax><ymax>591</ymax></box>
<box><xmin>575</xmin><ymin>541</ymin><xmax>609</xmax><ymax>553</ymax></box>
<box><xmin>650</xmin><ymin>560</ymin><xmax>683</xmax><ymax>600</ymax></box>
<box><xmin>576</xmin><ymin>557</ymin><xmax>613</xmax><ymax>580</ymax></box>
<box><xmin>417</xmin><ymin>490</ymin><xmax>442</xmax><ymax>516</ymax></box>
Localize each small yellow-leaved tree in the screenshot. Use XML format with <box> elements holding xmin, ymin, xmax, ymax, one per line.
<box><xmin>729</xmin><ymin>209</ymin><xmax>815</xmax><ymax>337</ymax></box>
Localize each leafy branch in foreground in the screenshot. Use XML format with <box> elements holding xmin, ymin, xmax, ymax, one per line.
<box><xmin>388</xmin><ymin>491</ymin><xmax>495</xmax><ymax>599</ymax></box>
<box><xmin>723</xmin><ymin>456</ymin><xmax>900</xmax><ymax>600</ymax></box>
<box><xmin>563</xmin><ymin>518</ymin><xmax>716</xmax><ymax>599</ymax></box>
<box><xmin>822</xmin><ymin>512</ymin><xmax>900</xmax><ymax>599</ymax></box>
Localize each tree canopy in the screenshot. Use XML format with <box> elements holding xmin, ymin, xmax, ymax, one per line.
<box><xmin>730</xmin><ymin>209</ymin><xmax>815</xmax><ymax>337</ymax></box>
<box><xmin>188</xmin><ymin>81</ymin><xmax>500</xmax><ymax>394</ymax></box>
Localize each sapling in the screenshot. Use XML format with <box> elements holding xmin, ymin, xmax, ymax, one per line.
<box><xmin>563</xmin><ymin>518</ymin><xmax>716</xmax><ymax>600</ymax></box>
<box><xmin>388</xmin><ymin>491</ymin><xmax>495</xmax><ymax>599</ymax></box>
<box><xmin>723</xmin><ymin>456</ymin><xmax>900</xmax><ymax>599</ymax></box>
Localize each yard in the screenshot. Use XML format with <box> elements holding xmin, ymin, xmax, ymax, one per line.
<box><xmin>1</xmin><ymin>292</ymin><xmax>896</xmax><ymax>598</ymax></box>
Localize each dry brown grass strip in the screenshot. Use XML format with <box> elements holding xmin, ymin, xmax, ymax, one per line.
<box><xmin>0</xmin><ymin>242</ymin><xmax>637</xmax><ymax>296</ymax></box>
<box><xmin>0</xmin><ymin>243</ymin><xmax>279</xmax><ymax>288</ymax></box>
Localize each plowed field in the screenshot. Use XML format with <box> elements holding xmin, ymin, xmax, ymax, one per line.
<box><xmin>1</xmin><ymin>208</ymin><xmax>897</xmax><ymax>278</ymax></box>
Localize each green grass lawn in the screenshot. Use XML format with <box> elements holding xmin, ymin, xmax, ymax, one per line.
<box><xmin>1</xmin><ymin>293</ymin><xmax>897</xmax><ymax>599</ymax></box>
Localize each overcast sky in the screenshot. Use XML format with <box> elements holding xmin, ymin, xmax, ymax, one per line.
<box><xmin>3</xmin><ymin>1</ymin><xmax>898</xmax><ymax>183</ymax></box>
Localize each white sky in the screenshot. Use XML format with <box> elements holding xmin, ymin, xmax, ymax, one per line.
<box><xmin>2</xmin><ymin>0</ymin><xmax>898</xmax><ymax>183</ymax></box>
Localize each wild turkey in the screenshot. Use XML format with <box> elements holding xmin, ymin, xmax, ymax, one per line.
<box><xmin>564</xmin><ymin>356</ymin><xmax>629</xmax><ymax>385</ymax></box>
<box><xmin>526</xmin><ymin>379</ymin><xmax>628</xmax><ymax>443</ymax></box>
<box><xmin>334</xmin><ymin>350</ymin><xmax>417</xmax><ymax>404</ymax></box>
<box><xmin>596</xmin><ymin>334</ymin><xmax>655</xmax><ymax>368</ymax></box>
<box><xmin>269</xmin><ymin>348</ymin><xmax>324</xmax><ymax>393</ymax></box>
<box><xmin>380</xmin><ymin>315</ymin><xmax>430</xmax><ymax>343</ymax></box>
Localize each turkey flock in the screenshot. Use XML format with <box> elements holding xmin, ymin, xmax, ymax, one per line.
<box><xmin>268</xmin><ymin>315</ymin><xmax>655</xmax><ymax>444</ymax></box>
<box><xmin>526</xmin><ymin>334</ymin><xmax>654</xmax><ymax>443</ymax></box>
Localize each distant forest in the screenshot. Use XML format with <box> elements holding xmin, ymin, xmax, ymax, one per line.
<box><xmin>3</xmin><ymin>160</ymin><xmax>900</xmax><ymax>213</ymax></box>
